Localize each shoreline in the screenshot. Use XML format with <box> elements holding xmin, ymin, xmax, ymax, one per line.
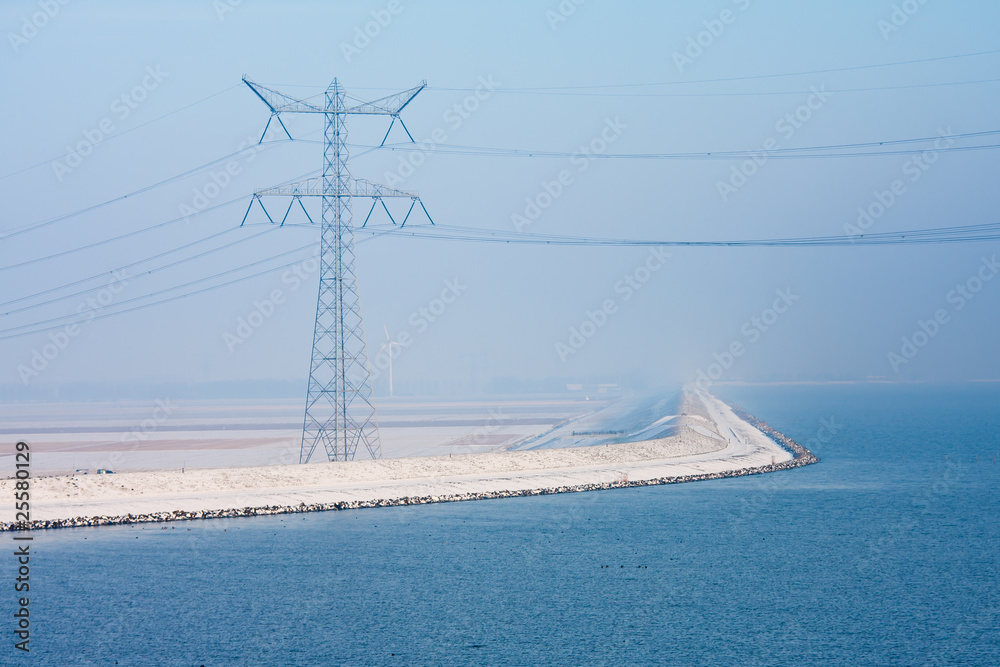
<box><xmin>2</xmin><ymin>394</ymin><xmax>818</xmax><ymax>531</ymax></box>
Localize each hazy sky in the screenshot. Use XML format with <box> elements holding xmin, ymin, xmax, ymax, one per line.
<box><xmin>1</xmin><ymin>0</ymin><xmax>999</xmax><ymax>397</ymax></box>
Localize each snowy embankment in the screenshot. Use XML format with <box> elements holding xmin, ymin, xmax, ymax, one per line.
<box><xmin>0</xmin><ymin>390</ymin><xmax>815</xmax><ymax>530</ymax></box>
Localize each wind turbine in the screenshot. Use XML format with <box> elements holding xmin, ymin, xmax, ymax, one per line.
<box><xmin>378</xmin><ymin>325</ymin><xmax>402</xmax><ymax>397</ymax></box>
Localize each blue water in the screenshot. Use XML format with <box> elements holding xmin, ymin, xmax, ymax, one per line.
<box><xmin>9</xmin><ymin>384</ymin><xmax>1000</xmax><ymax>665</ymax></box>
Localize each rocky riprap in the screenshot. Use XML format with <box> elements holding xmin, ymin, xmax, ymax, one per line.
<box><xmin>729</xmin><ymin>403</ymin><xmax>820</xmax><ymax>466</ymax></box>
<box><xmin>2</xmin><ymin>403</ymin><xmax>817</xmax><ymax>532</ymax></box>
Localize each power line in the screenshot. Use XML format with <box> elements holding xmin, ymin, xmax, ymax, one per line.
<box><xmin>5</xmin><ymin>91</ymin><xmax>993</xmax><ymax>247</ymax></box>
<box><xmin>0</xmin><ymin>138</ymin><xmax>291</xmax><ymax>241</ymax></box>
<box><xmin>0</xmin><ymin>84</ymin><xmax>243</xmax><ymax>183</ymax></box>
<box><xmin>1</xmin><ymin>132</ymin><xmax>385</xmax><ymax>244</ymax></box>
<box><xmin>5</xmin><ymin>54</ymin><xmax>995</xmax><ymax>243</ymax></box>
<box><xmin>358</xmin><ymin>221</ymin><xmax>1000</xmax><ymax>247</ymax></box>
<box><xmin>0</xmin><ymin>255</ymin><xmax>311</xmax><ymax>343</ymax></box>
<box><xmin>330</xmin><ymin>129</ymin><xmax>1000</xmax><ymax>155</ymax></box>
<box><xmin>295</xmin><ymin>128</ymin><xmax>1000</xmax><ymax>166</ymax></box>
<box><xmin>0</xmin><ymin>167</ymin><xmax>323</xmax><ymax>273</ymax></box>
<box><xmin>5</xmin><ymin>216</ymin><xmax>995</xmax><ymax>341</ymax></box>
<box><xmin>0</xmin><ymin>227</ymin><xmax>275</xmax><ymax>316</ymax></box>
<box><xmin>4</xmin><ymin>124</ymin><xmax>988</xmax><ymax>263</ymax></box>
<box><xmin>431</xmin><ymin>48</ymin><xmax>1000</xmax><ymax>92</ymax></box>
<box><xmin>0</xmin><ymin>228</ymin><xmax>397</xmax><ymax>342</ymax></box>
<box><xmin>0</xmin><ymin>226</ymin><xmax>241</xmax><ymax>309</ymax></box>
<box><xmin>0</xmin><ymin>196</ymin><xmax>245</xmax><ymax>273</ymax></box>
<box><xmin>434</xmin><ymin>77</ymin><xmax>1000</xmax><ymax>98</ymax></box>
<box><xmin>0</xmin><ymin>240</ymin><xmax>316</xmax><ymax>337</ymax></box>
<box><xmin>261</xmin><ymin>49</ymin><xmax>1000</xmax><ymax>92</ymax></box>
<box><xmin>363</xmin><ymin>138</ymin><xmax>1000</xmax><ymax>161</ymax></box>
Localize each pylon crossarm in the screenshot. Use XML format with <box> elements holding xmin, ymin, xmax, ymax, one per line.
<box><xmin>255</xmin><ymin>177</ymin><xmax>417</xmax><ymax>198</ymax></box>
<box><xmin>254</xmin><ymin>178</ymin><xmax>324</xmax><ymax>197</ymax></box>
<box><xmin>345</xmin><ymin>81</ymin><xmax>426</xmax><ymax>115</ymax></box>
<box><xmin>245</xmin><ymin>77</ymin><xmax>425</xmax><ymax>117</ymax></box>
<box><xmin>350</xmin><ymin>178</ymin><xmax>416</xmax><ymax>198</ymax></box>
<box><xmin>243</xmin><ymin>76</ymin><xmax>325</xmax><ymax>114</ymax></box>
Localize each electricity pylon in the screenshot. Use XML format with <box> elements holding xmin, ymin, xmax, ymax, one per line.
<box><xmin>241</xmin><ymin>76</ymin><xmax>432</xmax><ymax>463</ymax></box>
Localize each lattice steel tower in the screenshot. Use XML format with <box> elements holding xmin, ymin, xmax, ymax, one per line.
<box><xmin>241</xmin><ymin>76</ymin><xmax>430</xmax><ymax>463</ymax></box>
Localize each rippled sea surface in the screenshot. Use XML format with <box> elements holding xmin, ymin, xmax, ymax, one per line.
<box><xmin>15</xmin><ymin>384</ymin><xmax>1000</xmax><ymax>665</ymax></box>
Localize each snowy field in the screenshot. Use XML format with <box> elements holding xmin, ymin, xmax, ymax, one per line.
<box><xmin>0</xmin><ymin>390</ymin><xmax>794</xmax><ymax>524</ymax></box>
<box><xmin>0</xmin><ymin>395</ymin><xmax>604</xmax><ymax>475</ymax></box>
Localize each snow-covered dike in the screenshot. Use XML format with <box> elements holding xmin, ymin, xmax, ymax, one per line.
<box><xmin>1</xmin><ymin>391</ymin><xmax>807</xmax><ymax>529</ymax></box>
